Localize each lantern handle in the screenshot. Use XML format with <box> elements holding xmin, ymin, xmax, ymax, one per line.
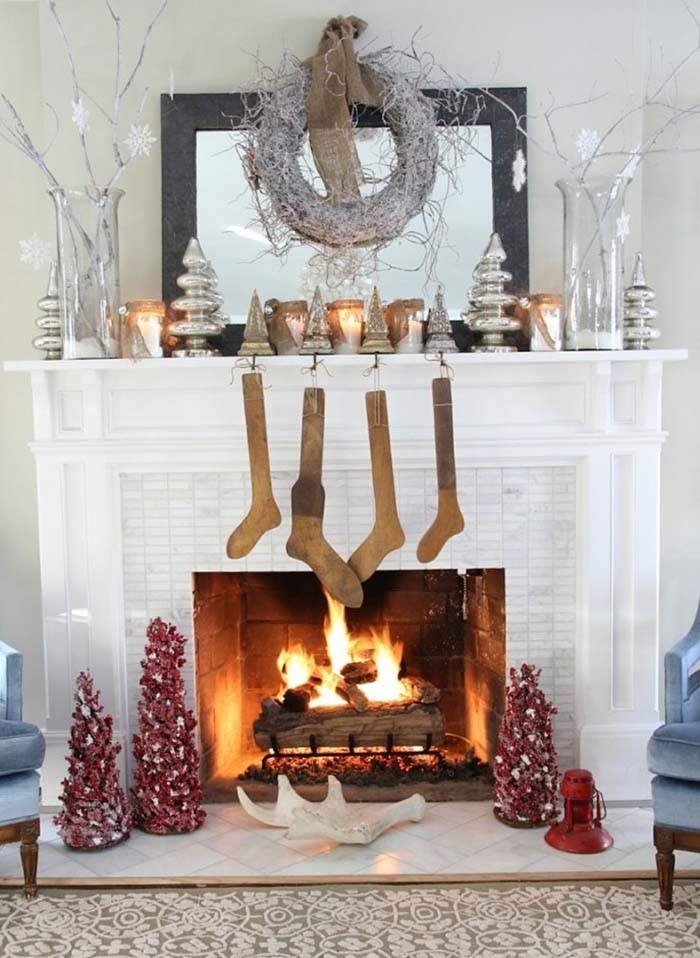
<box><xmin>594</xmin><ymin>788</ymin><xmax>607</xmax><ymax>824</ymax></box>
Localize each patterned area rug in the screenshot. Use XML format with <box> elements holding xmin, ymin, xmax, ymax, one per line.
<box><xmin>1</xmin><ymin>881</ymin><xmax>699</xmax><ymax>956</ymax></box>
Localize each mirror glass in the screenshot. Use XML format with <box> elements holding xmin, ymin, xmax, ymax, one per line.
<box><xmin>196</xmin><ymin>127</ymin><xmax>493</xmax><ymax>321</ymax></box>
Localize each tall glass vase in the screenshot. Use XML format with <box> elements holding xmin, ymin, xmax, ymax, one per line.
<box><xmin>556</xmin><ymin>176</ymin><xmax>629</xmax><ymax>350</ymax></box>
<box><xmin>50</xmin><ymin>187</ymin><xmax>124</xmax><ymax>359</ymax></box>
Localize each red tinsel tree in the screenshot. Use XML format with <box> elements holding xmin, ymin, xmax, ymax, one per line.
<box><xmin>493</xmin><ymin>663</ymin><xmax>559</xmax><ymax>826</ymax></box>
<box><xmin>131</xmin><ymin>618</ymin><xmax>205</xmax><ymax>834</ymax></box>
<box><xmin>54</xmin><ymin>671</ymin><xmax>132</xmax><ymax>849</ymax></box>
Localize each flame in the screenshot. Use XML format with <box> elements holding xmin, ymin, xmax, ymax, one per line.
<box><xmin>277</xmin><ymin>589</ymin><xmax>406</xmax><ymax>707</ymax></box>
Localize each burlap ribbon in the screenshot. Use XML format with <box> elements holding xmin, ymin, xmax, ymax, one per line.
<box><xmin>305</xmin><ymin>16</ymin><xmax>383</xmax><ymax>200</ymax></box>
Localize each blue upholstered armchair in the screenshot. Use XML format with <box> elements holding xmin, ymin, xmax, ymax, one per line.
<box><xmin>647</xmin><ymin>602</ymin><xmax>700</xmax><ymax>910</ymax></box>
<box><xmin>0</xmin><ymin>640</ymin><xmax>45</xmax><ymax>898</ymax></box>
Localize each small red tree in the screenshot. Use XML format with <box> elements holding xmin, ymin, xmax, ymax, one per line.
<box><xmin>54</xmin><ymin>672</ymin><xmax>132</xmax><ymax>849</ymax></box>
<box><xmin>131</xmin><ymin>618</ymin><xmax>205</xmax><ymax>834</ymax></box>
<box><xmin>493</xmin><ymin>663</ymin><xmax>559</xmax><ymax>826</ymax></box>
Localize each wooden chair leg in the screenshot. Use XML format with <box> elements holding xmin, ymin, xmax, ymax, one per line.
<box><xmin>654</xmin><ymin>825</ymin><xmax>675</xmax><ymax>911</ymax></box>
<box><xmin>19</xmin><ymin>818</ymin><xmax>40</xmax><ymax>900</ymax></box>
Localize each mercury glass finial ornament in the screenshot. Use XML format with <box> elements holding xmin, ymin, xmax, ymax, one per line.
<box><xmin>32</xmin><ymin>261</ymin><xmax>61</xmax><ymax>360</ymax></box>
<box><xmin>461</xmin><ymin>232</ymin><xmax>519</xmax><ymax>352</ymax></box>
<box><xmin>359</xmin><ymin>286</ymin><xmax>394</xmax><ymax>353</ymax></box>
<box><xmin>238</xmin><ymin>290</ymin><xmax>275</xmax><ymax>356</ymax></box>
<box><xmin>168</xmin><ymin>237</ymin><xmax>223</xmax><ymax>357</ymax></box>
<box><xmin>425</xmin><ymin>286</ymin><xmax>458</xmax><ymax>353</ymax></box>
<box><xmin>623</xmin><ymin>253</ymin><xmax>660</xmax><ymax>350</ymax></box>
<box><xmin>299</xmin><ymin>286</ymin><xmax>333</xmax><ymax>354</ymax></box>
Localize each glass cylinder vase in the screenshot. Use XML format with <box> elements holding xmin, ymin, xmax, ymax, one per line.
<box><xmin>556</xmin><ymin>176</ymin><xmax>629</xmax><ymax>350</ymax></box>
<box><xmin>50</xmin><ymin>187</ymin><xmax>124</xmax><ymax>359</ymax></box>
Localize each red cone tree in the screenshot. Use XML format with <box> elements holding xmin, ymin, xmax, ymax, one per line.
<box><xmin>493</xmin><ymin>663</ymin><xmax>559</xmax><ymax>826</ymax></box>
<box><xmin>131</xmin><ymin>618</ymin><xmax>205</xmax><ymax>833</ymax></box>
<box><xmin>54</xmin><ymin>671</ymin><xmax>132</xmax><ymax>849</ymax></box>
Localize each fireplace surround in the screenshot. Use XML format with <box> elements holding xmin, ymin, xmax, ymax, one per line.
<box><xmin>5</xmin><ymin>350</ymin><xmax>686</xmax><ymax>802</ymax></box>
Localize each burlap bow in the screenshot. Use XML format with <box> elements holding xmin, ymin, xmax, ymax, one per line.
<box><xmin>306</xmin><ymin>16</ymin><xmax>383</xmax><ymax>200</ymax></box>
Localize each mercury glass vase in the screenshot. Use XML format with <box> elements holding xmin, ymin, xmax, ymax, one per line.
<box><xmin>556</xmin><ymin>176</ymin><xmax>629</xmax><ymax>350</ymax></box>
<box><xmin>50</xmin><ymin>187</ymin><xmax>124</xmax><ymax>359</ymax></box>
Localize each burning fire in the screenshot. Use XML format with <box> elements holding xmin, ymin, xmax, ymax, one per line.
<box><xmin>277</xmin><ymin>591</ymin><xmax>406</xmax><ymax>707</ymax></box>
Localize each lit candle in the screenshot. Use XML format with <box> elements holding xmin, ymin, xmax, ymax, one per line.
<box><xmin>395</xmin><ymin>298</ymin><xmax>424</xmax><ymax>353</ymax></box>
<box><xmin>122</xmin><ymin>299</ymin><xmax>165</xmax><ymax>358</ymax></box>
<box><xmin>527</xmin><ymin>294</ymin><xmax>563</xmax><ymax>352</ymax></box>
<box><xmin>327</xmin><ymin>299</ymin><xmax>364</xmax><ymax>354</ymax></box>
<box><xmin>138</xmin><ymin>315</ymin><xmax>163</xmax><ymax>357</ymax></box>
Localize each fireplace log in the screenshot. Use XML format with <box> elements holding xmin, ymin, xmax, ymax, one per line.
<box><xmin>335</xmin><ymin>678</ymin><xmax>369</xmax><ymax>712</ymax></box>
<box><xmin>340</xmin><ymin>660</ymin><xmax>378</xmax><ymax>686</ymax></box>
<box><xmin>399</xmin><ymin>676</ymin><xmax>441</xmax><ymax>705</ymax></box>
<box><xmin>282</xmin><ymin>684</ymin><xmax>319</xmax><ymax>713</ymax></box>
<box><xmin>261</xmin><ymin>696</ymin><xmax>282</xmax><ymax>714</ymax></box>
<box><xmin>253</xmin><ymin>700</ymin><xmax>444</xmax><ymax>750</ymax></box>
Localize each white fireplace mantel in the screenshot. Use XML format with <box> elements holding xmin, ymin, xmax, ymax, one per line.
<box><xmin>6</xmin><ymin>349</ymin><xmax>687</xmax><ymax>803</ymax></box>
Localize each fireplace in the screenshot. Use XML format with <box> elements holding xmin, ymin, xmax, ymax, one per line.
<box><xmin>194</xmin><ymin>568</ymin><xmax>506</xmax><ymax>800</ymax></box>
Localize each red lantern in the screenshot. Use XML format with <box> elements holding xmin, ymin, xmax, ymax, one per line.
<box><xmin>545</xmin><ymin>768</ymin><xmax>614</xmax><ymax>854</ymax></box>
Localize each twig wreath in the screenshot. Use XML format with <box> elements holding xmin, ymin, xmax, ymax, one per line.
<box><xmin>253</xmin><ymin>64</ymin><xmax>438</xmax><ymax>248</ymax></box>
<box><xmin>244</xmin><ymin>17</ymin><xmax>443</xmax><ymax>251</ymax></box>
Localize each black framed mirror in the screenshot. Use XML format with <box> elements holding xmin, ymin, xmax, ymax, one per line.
<box><xmin>161</xmin><ymin>88</ymin><xmax>529</xmax><ymax>316</ymax></box>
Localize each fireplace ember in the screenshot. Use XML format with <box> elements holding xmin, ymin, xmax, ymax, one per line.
<box><xmin>255</xmin><ymin>589</ymin><xmax>444</xmax><ymax>751</ymax></box>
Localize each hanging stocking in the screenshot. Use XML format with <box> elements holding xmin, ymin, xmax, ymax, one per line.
<box><xmin>348</xmin><ymin>390</ymin><xmax>405</xmax><ymax>581</ymax></box>
<box><xmin>286</xmin><ymin>387</ymin><xmax>363</xmax><ymax>607</ymax></box>
<box><xmin>226</xmin><ymin>372</ymin><xmax>282</xmax><ymax>558</ymax></box>
<box><xmin>417</xmin><ymin>376</ymin><xmax>465</xmax><ymax>562</ymax></box>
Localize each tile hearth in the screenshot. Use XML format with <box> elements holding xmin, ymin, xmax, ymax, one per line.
<box><xmin>1</xmin><ymin>804</ymin><xmax>696</xmax><ymax>881</ymax></box>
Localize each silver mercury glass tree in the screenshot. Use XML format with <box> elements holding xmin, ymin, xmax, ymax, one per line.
<box><xmin>32</xmin><ymin>261</ymin><xmax>62</xmax><ymax>360</ymax></box>
<box><xmin>168</xmin><ymin>237</ymin><xmax>223</xmax><ymax>357</ymax></box>
<box><xmin>425</xmin><ymin>285</ymin><xmax>458</xmax><ymax>353</ymax></box>
<box><xmin>300</xmin><ymin>286</ymin><xmax>333</xmax><ymax>354</ymax></box>
<box><xmin>462</xmin><ymin>232</ymin><xmax>519</xmax><ymax>352</ymax></box>
<box><xmin>623</xmin><ymin>252</ymin><xmax>660</xmax><ymax>350</ymax></box>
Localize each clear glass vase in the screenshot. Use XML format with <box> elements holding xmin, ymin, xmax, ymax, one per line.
<box><xmin>556</xmin><ymin>176</ymin><xmax>629</xmax><ymax>350</ymax></box>
<box><xmin>50</xmin><ymin>187</ymin><xmax>124</xmax><ymax>359</ymax></box>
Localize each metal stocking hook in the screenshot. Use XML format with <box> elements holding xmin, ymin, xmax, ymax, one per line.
<box><xmin>301</xmin><ymin>353</ymin><xmax>332</xmax><ymax>413</ymax></box>
<box><xmin>229</xmin><ymin>354</ymin><xmax>268</xmax><ymax>385</ymax></box>
<box><xmin>424</xmin><ymin>350</ymin><xmax>455</xmax><ymax>381</ymax></box>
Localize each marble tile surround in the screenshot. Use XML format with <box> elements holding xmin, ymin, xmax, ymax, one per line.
<box><xmin>120</xmin><ymin>464</ymin><xmax>577</xmax><ymax>769</ymax></box>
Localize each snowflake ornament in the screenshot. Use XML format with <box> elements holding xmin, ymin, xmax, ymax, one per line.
<box><xmin>512</xmin><ymin>148</ymin><xmax>527</xmax><ymax>192</ymax></box>
<box><xmin>575</xmin><ymin>128</ymin><xmax>601</xmax><ymax>163</ymax></box>
<box><xmin>71</xmin><ymin>98</ymin><xmax>90</xmax><ymax>134</ymax></box>
<box><xmin>18</xmin><ymin>233</ymin><xmax>52</xmax><ymax>270</ymax></box>
<box><xmin>616</xmin><ymin>209</ymin><xmax>631</xmax><ymax>241</ymax></box>
<box><xmin>124</xmin><ymin>123</ymin><xmax>157</xmax><ymax>158</ymax></box>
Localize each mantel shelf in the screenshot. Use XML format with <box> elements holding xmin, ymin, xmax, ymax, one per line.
<box><xmin>3</xmin><ymin>348</ymin><xmax>688</xmax><ymax>373</ymax></box>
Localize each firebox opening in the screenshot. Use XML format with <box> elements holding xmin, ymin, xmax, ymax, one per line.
<box><xmin>193</xmin><ymin>569</ymin><xmax>506</xmax><ymax>801</ymax></box>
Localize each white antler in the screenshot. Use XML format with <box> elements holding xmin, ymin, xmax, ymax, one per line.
<box><xmin>237</xmin><ymin>775</ymin><xmax>426</xmax><ymax>845</ymax></box>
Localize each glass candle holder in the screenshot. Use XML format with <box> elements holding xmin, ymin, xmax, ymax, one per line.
<box><xmin>265</xmin><ymin>299</ymin><xmax>308</xmax><ymax>355</ymax></box>
<box><xmin>327</xmin><ymin>298</ymin><xmax>364</xmax><ymax>354</ymax></box>
<box><xmin>386</xmin><ymin>298</ymin><xmax>425</xmax><ymax>353</ymax></box>
<box><xmin>528</xmin><ymin>294</ymin><xmax>564</xmax><ymax>351</ymax></box>
<box><xmin>120</xmin><ymin>299</ymin><xmax>165</xmax><ymax>358</ymax></box>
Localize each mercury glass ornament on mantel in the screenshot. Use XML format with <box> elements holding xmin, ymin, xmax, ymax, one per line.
<box><xmin>623</xmin><ymin>252</ymin><xmax>660</xmax><ymax>349</ymax></box>
<box><xmin>556</xmin><ymin>175</ymin><xmax>630</xmax><ymax>350</ymax></box>
<box><xmin>32</xmin><ymin>261</ymin><xmax>61</xmax><ymax>360</ymax></box>
<box><xmin>168</xmin><ymin>237</ymin><xmax>223</xmax><ymax>357</ymax></box>
<box><xmin>50</xmin><ymin>187</ymin><xmax>124</xmax><ymax>359</ymax></box>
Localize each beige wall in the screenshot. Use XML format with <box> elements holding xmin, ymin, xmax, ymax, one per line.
<box><xmin>0</xmin><ymin>0</ymin><xmax>697</xmax><ymax>725</ymax></box>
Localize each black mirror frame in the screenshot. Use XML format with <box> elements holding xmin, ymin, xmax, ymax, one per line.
<box><xmin>160</xmin><ymin>88</ymin><xmax>529</xmax><ymax>305</ymax></box>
